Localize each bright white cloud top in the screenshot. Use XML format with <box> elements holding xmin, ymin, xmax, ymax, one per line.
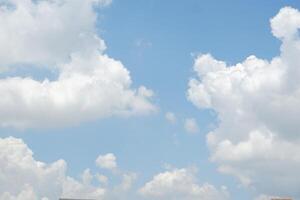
<box><xmin>0</xmin><ymin>137</ymin><xmax>106</xmax><ymax>200</ymax></box>
<box><xmin>0</xmin><ymin>0</ymin><xmax>156</xmax><ymax>128</ymax></box>
<box><xmin>0</xmin><ymin>137</ymin><xmax>138</xmax><ymax>200</ymax></box>
<box><xmin>0</xmin><ymin>136</ymin><xmax>227</xmax><ymax>200</ymax></box>
<box><xmin>139</xmin><ymin>168</ymin><xmax>229</xmax><ymax>200</ymax></box>
<box><xmin>188</xmin><ymin>7</ymin><xmax>300</xmax><ymax>198</ymax></box>
<box><xmin>96</xmin><ymin>153</ymin><xmax>117</xmax><ymax>170</ymax></box>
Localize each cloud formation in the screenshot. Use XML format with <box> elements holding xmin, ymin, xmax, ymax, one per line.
<box><xmin>0</xmin><ymin>0</ymin><xmax>155</xmax><ymax>128</ymax></box>
<box><xmin>187</xmin><ymin>6</ymin><xmax>300</xmax><ymax>198</ymax></box>
<box><xmin>139</xmin><ymin>167</ymin><xmax>229</xmax><ymax>200</ymax></box>
<box><xmin>0</xmin><ymin>136</ymin><xmax>142</xmax><ymax>200</ymax></box>
<box><xmin>96</xmin><ymin>153</ymin><xmax>117</xmax><ymax>171</ymax></box>
<box><xmin>0</xmin><ymin>136</ymin><xmax>106</xmax><ymax>200</ymax></box>
<box><xmin>184</xmin><ymin>118</ymin><xmax>199</xmax><ymax>133</ymax></box>
<box><xmin>165</xmin><ymin>112</ymin><xmax>177</xmax><ymax>124</ymax></box>
<box><xmin>0</xmin><ymin>136</ymin><xmax>228</xmax><ymax>200</ymax></box>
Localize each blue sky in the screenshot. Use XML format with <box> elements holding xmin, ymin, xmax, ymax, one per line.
<box><xmin>1</xmin><ymin>0</ymin><xmax>300</xmax><ymax>200</ymax></box>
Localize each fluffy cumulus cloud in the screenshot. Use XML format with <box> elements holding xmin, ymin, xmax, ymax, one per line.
<box><xmin>0</xmin><ymin>137</ymin><xmax>103</xmax><ymax>200</ymax></box>
<box><xmin>0</xmin><ymin>0</ymin><xmax>155</xmax><ymax>128</ymax></box>
<box><xmin>0</xmin><ymin>137</ymin><xmax>228</xmax><ymax>200</ymax></box>
<box><xmin>96</xmin><ymin>153</ymin><xmax>117</xmax><ymax>170</ymax></box>
<box><xmin>139</xmin><ymin>168</ymin><xmax>229</xmax><ymax>200</ymax></box>
<box><xmin>187</xmin><ymin>7</ymin><xmax>300</xmax><ymax>198</ymax></box>
<box><xmin>0</xmin><ymin>136</ymin><xmax>141</xmax><ymax>200</ymax></box>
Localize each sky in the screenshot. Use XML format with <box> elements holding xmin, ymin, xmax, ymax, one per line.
<box><xmin>1</xmin><ymin>0</ymin><xmax>300</xmax><ymax>200</ymax></box>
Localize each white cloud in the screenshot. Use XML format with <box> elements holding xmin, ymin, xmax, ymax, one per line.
<box><xmin>187</xmin><ymin>6</ymin><xmax>300</xmax><ymax>198</ymax></box>
<box><xmin>0</xmin><ymin>185</ymin><xmax>40</xmax><ymax>200</ymax></box>
<box><xmin>96</xmin><ymin>174</ymin><xmax>109</xmax><ymax>185</ymax></box>
<box><xmin>165</xmin><ymin>112</ymin><xmax>176</xmax><ymax>124</ymax></box>
<box><xmin>184</xmin><ymin>118</ymin><xmax>199</xmax><ymax>133</ymax></box>
<box><xmin>139</xmin><ymin>168</ymin><xmax>229</xmax><ymax>200</ymax></box>
<box><xmin>0</xmin><ymin>136</ymin><xmax>106</xmax><ymax>200</ymax></box>
<box><xmin>118</xmin><ymin>172</ymin><xmax>137</xmax><ymax>191</ymax></box>
<box><xmin>0</xmin><ymin>136</ymin><xmax>231</xmax><ymax>200</ymax></box>
<box><xmin>0</xmin><ymin>0</ymin><xmax>156</xmax><ymax>128</ymax></box>
<box><xmin>0</xmin><ymin>137</ymin><xmax>142</xmax><ymax>200</ymax></box>
<box><xmin>0</xmin><ymin>0</ymin><xmax>104</xmax><ymax>68</ymax></box>
<box><xmin>96</xmin><ymin>153</ymin><xmax>117</xmax><ymax>171</ymax></box>
<box><xmin>62</xmin><ymin>175</ymin><xmax>106</xmax><ymax>200</ymax></box>
<box><xmin>81</xmin><ymin>169</ymin><xmax>94</xmax><ymax>185</ymax></box>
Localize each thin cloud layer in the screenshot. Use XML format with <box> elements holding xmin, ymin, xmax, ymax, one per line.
<box><xmin>184</xmin><ymin>118</ymin><xmax>199</xmax><ymax>133</ymax></box>
<box><xmin>188</xmin><ymin>6</ymin><xmax>300</xmax><ymax>198</ymax></box>
<box><xmin>165</xmin><ymin>112</ymin><xmax>176</xmax><ymax>124</ymax></box>
<box><xmin>0</xmin><ymin>0</ymin><xmax>156</xmax><ymax>128</ymax></box>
